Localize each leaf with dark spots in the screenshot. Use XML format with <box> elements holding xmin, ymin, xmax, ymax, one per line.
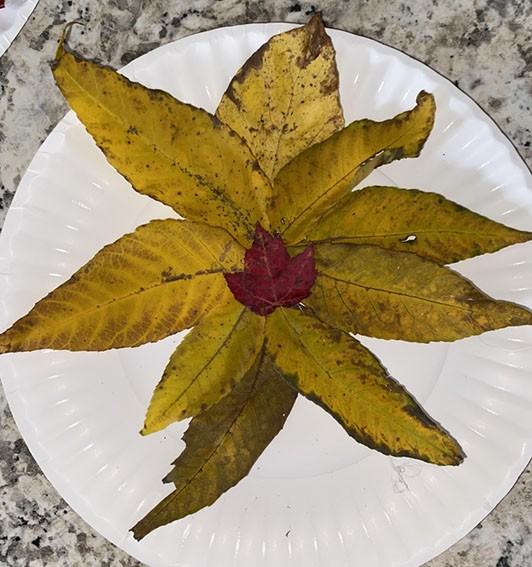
<box><xmin>224</xmin><ymin>224</ymin><xmax>316</xmax><ymax>315</ymax></box>
<box><xmin>0</xmin><ymin>220</ymin><xmax>243</xmax><ymax>353</ymax></box>
<box><xmin>305</xmin><ymin>185</ymin><xmax>532</xmax><ymax>264</ymax></box>
<box><xmin>52</xmin><ymin>32</ymin><xmax>272</xmax><ymax>246</ymax></box>
<box><xmin>132</xmin><ymin>347</ymin><xmax>297</xmax><ymax>539</ymax></box>
<box><xmin>216</xmin><ymin>13</ymin><xmax>344</xmax><ymax>181</ymax></box>
<box><xmin>307</xmin><ymin>243</ymin><xmax>532</xmax><ymax>342</ymax></box>
<box><xmin>266</xmin><ymin>308</ymin><xmax>464</xmax><ymax>465</ymax></box>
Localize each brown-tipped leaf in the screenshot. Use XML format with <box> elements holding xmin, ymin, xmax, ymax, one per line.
<box><xmin>0</xmin><ymin>220</ymin><xmax>242</xmax><ymax>353</ymax></box>
<box><xmin>131</xmin><ymin>348</ymin><xmax>297</xmax><ymax>539</ymax></box>
<box><xmin>216</xmin><ymin>14</ymin><xmax>344</xmax><ymax>181</ymax></box>
<box><xmin>266</xmin><ymin>308</ymin><xmax>464</xmax><ymax>465</ymax></box>
<box><xmin>52</xmin><ymin>35</ymin><xmax>272</xmax><ymax>244</ymax></box>
<box><xmin>273</xmin><ymin>91</ymin><xmax>436</xmax><ymax>243</ymax></box>
<box><xmin>305</xmin><ymin>185</ymin><xmax>532</xmax><ymax>264</ymax></box>
<box><xmin>142</xmin><ymin>302</ymin><xmax>265</xmax><ymax>433</ymax></box>
<box><xmin>308</xmin><ymin>243</ymin><xmax>532</xmax><ymax>342</ymax></box>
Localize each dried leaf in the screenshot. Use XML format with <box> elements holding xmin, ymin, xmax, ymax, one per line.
<box><xmin>307</xmin><ymin>243</ymin><xmax>532</xmax><ymax>342</ymax></box>
<box><xmin>225</xmin><ymin>224</ymin><xmax>316</xmax><ymax>315</ymax></box>
<box><xmin>52</xmin><ymin>31</ymin><xmax>272</xmax><ymax>244</ymax></box>
<box><xmin>216</xmin><ymin>14</ymin><xmax>344</xmax><ymax>181</ymax></box>
<box><xmin>272</xmin><ymin>91</ymin><xmax>436</xmax><ymax>243</ymax></box>
<box><xmin>304</xmin><ymin>185</ymin><xmax>532</xmax><ymax>264</ymax></box>
<box><xmin>132</xmin><ymin>348</ymin><xmax>297</xmax><ymax>539</ymax></box>
<box><xmin>266</xmin><ymin>308</ymin><xmax>463</xmax><ymax>465</ymax></box>
<box><xmin>0</xmin><ymin>220</ymin><xmax>242</xmax><ymax>352</ymax></box>
<box><xmin>142</xmin><ymin>302</ymin><xmax>265</xmax><ymax>433</ymax></box>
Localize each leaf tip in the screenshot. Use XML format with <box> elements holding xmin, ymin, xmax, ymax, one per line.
<box><xmin>130</xmin><ymin>520</ymin><xmax>149</xmax><ymax>541</ymax></box>
<box><xmin>140</xmin><ymin>416</ymin><xmax>164</xmax><ymax>437</ymax></box>
<box><xmin>306</xmin><ymin>11</ymin><xmax>327</xmax><ymax>37</ymax></box>
<box><xmin>416</xmin><ymin>89</ymin><xmax>435</xmax><ymax>105</ymax></box>
<box><xmin>0</xmin><ymin>329</ymin><xmax>15</xmax><ymax>354</ymax></box>
<box><xmin>437</xmin><ymin>430</ymin><xmax>466</xmax><ymax>466</ymax></box>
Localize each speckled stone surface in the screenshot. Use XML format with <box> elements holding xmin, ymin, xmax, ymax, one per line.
<box><xmin>0</xmin><ymin>1</ymin><xmax>530</xmax><ymax>566</ymax></box>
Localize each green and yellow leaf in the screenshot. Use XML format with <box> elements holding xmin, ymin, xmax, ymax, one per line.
<box><xmin>0</xmin><ymin>219</ymin><xmax>242</xmax><ymax>353</ymax></box>
<box><xmin>272</xmin><ymin>91</ymin><xmax>436</xmax><ymax>242</ymax></box>
<box><xmin>266</xmin><ymin>307</ymin><xmax>463</xmax><ymax>465</ymax></box>
<box><xmin>304</xmin><ymin>185</ymin><xmax>532</xmax><ymax>264</ymax></box>
<box><xmin>52</xmin><ymin>31</ymin><xmax>272</xmax><ymax>244</ymax></box>
<box><xmin>308</xmin><ymin>243</ymin><xmax>532</xmax><ymax>342</ymax></box>
<box><xmin>142</xmin><ymin>302</ymin><xmax>265</xmax><ymax>433</ymax></box>
<box><xmin>132</xmin><ymin>348</ymin><xmax>297</xmax><ymax>539</ymax></box>
<box><xmin>216</xmin><ymin>14</ymin><xmax>344</xmax><ymax>182</ymax></box>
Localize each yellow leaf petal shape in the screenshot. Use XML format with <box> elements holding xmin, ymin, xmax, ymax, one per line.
<box><xmin>216</xmin><ymin>14</ymin><xmax>344</xmax><ymax>182</ymax></box>
<box><xmin>131</xmin><ymin>348</ymin><xmax>297</xmax><ymax>539</ymax></box>
<box><xmin>0</xmin><ymin>219</ymin><xmax>243</xmax><ymax>353</ymax></box>
<box><xmin>273</xmin><ymin>91</ymin><xmax>436</xmax><ymax>243</ymax></box>
<box><xmin>142</xmin><ymin>302</ymin><xmax>265</xmax><ymax>433</ymax></box>
<box><xmin>308</xmin><ymin>243</ymin><xmax>532</xmax><ymax>342</ymax></box>
<box><xmin>304</xmin><ymin>185</ymin><xmax>532</xmax><ymax>264</ymax></box>
<box><xmin>266</xmin><ymin>308</ymin><xmax>464</xmax><ymax>465</ymax></box>
<box><xmin>52</xmin><ymin>33</ymin><xmax>272</xmax><ymax>244</ymax></box>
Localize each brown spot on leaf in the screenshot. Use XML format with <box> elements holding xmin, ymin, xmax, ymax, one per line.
<box><xmin>296</xmin><ymin>13</ymin><xmax>330</xmax><ymax>68</ymax></box>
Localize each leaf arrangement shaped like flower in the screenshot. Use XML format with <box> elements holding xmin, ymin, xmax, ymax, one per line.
<box><xmin>1</xmin><ymin>16</ymin><xmax>532</xmax><ymax>539</ymax></box>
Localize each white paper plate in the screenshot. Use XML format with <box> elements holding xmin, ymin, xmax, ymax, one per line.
<box><xmin>0</xmin><ymin>0</ymin><xmax>40</xmax><ymax>56</ymax></box>
<box><xmin>1</xmin><ymin>24</ymin><xmax>531</xmax><ymax>567</ymax></box>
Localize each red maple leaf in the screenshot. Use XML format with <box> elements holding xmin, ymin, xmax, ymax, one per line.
<box><xmin>224</xmin><ymin>224</ymin><xmax>316</xmax><ymax>316</ymax></box>
<box><xmin>0</xmin><ymin>1</ymin><xmax>4</xmax><ymax>9</ymax></box>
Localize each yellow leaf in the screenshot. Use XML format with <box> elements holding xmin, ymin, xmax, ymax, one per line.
<box><xmin>0</xmin><ymin>219</ymin><xmax>243</xmax><ymax>352</ymax></box>
<box><xmin>304</xmin><ymin>185</ymin><xmax>532</xmax><ymax>264</ymax></box>
<box><xmin>308</xmin><ymin>243</ymin><xmax>532</xmax><ymax>342</ymax></box>
<box><xmin>266</xmin><ymin>308</ymin><xmax>463</xmax><ymax>465</ymax></box>
<box><xmin>132</xmin><ymin>347</ymin><xmax>297</xmax><ymax>539</ymax></box>
<box><xmin>52</xmin><ymin>31</ymin><xmax>272</xmax><ymax>244</ymax></box>
<box><xmin>142</xmin><ymin>302</ymin><xmax>265</xmax><ymax>433</ymax></box>
<box><xmin>273</xmin><ymin>91</ymin><xmax>436</xmax><ymax>243</ymax></box>
<box><xmin>216</xmin><ymin>14</ymin><xmax>344</xmax><ymax>181</ymax></box>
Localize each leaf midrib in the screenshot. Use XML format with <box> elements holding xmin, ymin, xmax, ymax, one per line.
<box><xmin>24</xmin><ymin>268</ymin><xmax>226</xmax><ymax>334</ymax></box>
<box><xmin>318</xmin><ymin>272</ymin><xmax>472</xmax><ymax>313</ymax></box>
<box><xmin>307</xmin><ymin>228</ymin><xmax>524</xmax><ymax>242</ymax></box>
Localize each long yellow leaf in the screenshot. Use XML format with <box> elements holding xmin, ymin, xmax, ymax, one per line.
<box><xmin>273</xmin><ymin>91</ymin><xmax>436</xmax><ymax>243</ymax></box>
<box><xmin>142</xmin><ymin>302</ymin><xmax>265</xmax><ymax>433</ymax></box>
<box><xmin>216</xmin><ymin>14</ymin><xmax>344</xmax><ymax>181</ymax></box>
<box><xmin>52</xmin><ymin>33</ymin><xmax>272</xmax><ymax>244</ymax></box>
<box><xmin>304</xmin><ymin>185</ymin><xmax>532</xmax><ymax>264</ymax></box>
<box><xmin>132</xmin><ymin>348</ymin><xmax>297</xmax><ymax>539</ymax></box>
<box><xmin>266</xmin><ymin>308</ymin><xmax>464</xmax><ymax>465</ymax></box>
<box><xmin>0</xmin><ymin>219</ymin><xmax>243</xmax><ymax>352</ymax></box>
<box><xmin>308</xmin><ymin>243</ymin><xmax>532</xmax><ymax>342</ymax></box>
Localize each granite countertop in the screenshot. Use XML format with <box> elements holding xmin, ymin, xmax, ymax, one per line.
<box><xmin>0</xmin><ymin>1</ymin><xmax>530</xmax><ymax>565</ymax></box>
